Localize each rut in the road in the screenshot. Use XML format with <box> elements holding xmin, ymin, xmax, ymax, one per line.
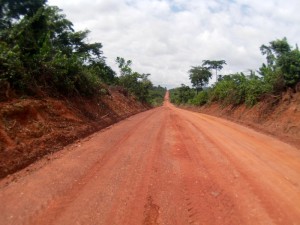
<box><xmin>1</xmin><ymin>96</ymin><xmax>300</xmax><ymax>225</ymax></box>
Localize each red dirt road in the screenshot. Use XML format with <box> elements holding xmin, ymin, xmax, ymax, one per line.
<box><xmin>1</xmin><ymin>92</ymin><xmax>300</xmax><ymax>225</ymax></box>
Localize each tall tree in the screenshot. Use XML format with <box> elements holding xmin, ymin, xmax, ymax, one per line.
<box><xmin>188</xmin><ymin>66</ymin><xmax>212</xmax><ymax>93</ymax></box>
<box><xmin>0</xmin><ymin>0</ymin><xmax>46</xmax><ymax>29</ymax></box>
<box><xmin>169</xmin><ymin>84</ymin><xmax>195</xmax><ymax>104</ymax></box>
<box><xmin>116</xmin><ymin>57</ymin><xmax>132</xmax><ymax>76</ymax></box>
<box><xmin>202</xmin><ymin>60</ymin><xmax>226</xmax><ymax>82</ymax></box>
<box><xmin>259</xmin><ymin>38</ymin><xmax>300</xmax><ymax>88</ymax></box>
<box><xmin>0</xmin><ymin>2</ymin><xmax>115</xmax><ymax>97</ymax></box>
<box><xmin>116</xmin><ymin>57</ymin><xmax>153</xmax><ymax>102</ymax></box>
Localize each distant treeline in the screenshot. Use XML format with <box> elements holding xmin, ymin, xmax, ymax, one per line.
<box><xmin>0</xmin><ymin>0</ymin><xmax>165</xmax><ymax>104</ymax></box>
<box><xmin>148</xmin><ymin>85</ymin><xmax>167</xmax><ymax>106</ymax></box>
<box><xmin>170</xmin><ymin>38</ymin><xmax>300</xmax><ymax>107</ymax></box>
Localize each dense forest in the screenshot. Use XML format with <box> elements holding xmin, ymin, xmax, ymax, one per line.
<box><xmin>0</xmin><ymin>0</ymin><xmax>165</xmax><ymax>104</ymax></box>
<box><xmin>2</xmin><ymin>1</ymin><xmax>299</xmax><ymax>108</ymax></box>
<box><xmin>170</xmin><ymin>38</ymin><xmax>300</xmax><ymax>107</ymax></box>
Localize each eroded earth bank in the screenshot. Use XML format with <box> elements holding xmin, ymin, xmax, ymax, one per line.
<box><xmin>0</xmin><ymin>92</ymin><xmax>300</xmax><ymax>225</ymax></box>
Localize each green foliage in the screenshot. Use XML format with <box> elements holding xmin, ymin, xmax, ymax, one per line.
<box><xmin>0</xmin><ymin>42</ymin><xmax>23</xmax><ymax>87</ymax></box>
<box><xmin>87</xmin><ymin>61</ymin><xmax>117</xmax><ymax>85</ymax></box>
<box><xmin>180</xmin><ymin>38</ymin><xmax>300</xmax><ymax>108</ymax></box>
<box><xmin>186</xmin><ymin>73</ymin><xmax>273</xmax><ymax>107</ymax></box>
<box><xmin>190</xmin><ymin>89</ymin><xmax>210</xmax><ymax>106</ymax></box>
<box><xmin>148</xmin><ymin>85</ymin><xmax>167</xmax><ymax>106</ymax></box>
<box><xmin>116</xmin><ymin>57</ymin><xmax>153</xmax><ymax>102</ymax></box>
<box><xmin>259</xmin><ymin>37</ymin><xmax>300</xmax><ymax>89</ymax></box>
<box><xmin>0</xmin><ymin>0</ymin><xmax>46</xmax><ymax>29</ymax></box>
<box><xmin>209</xmin><ymin>73</ymin><xmax>273</xmax><ymax>106</ymax></box>
<box><xmin>188</xmin><ymin>66</ymin><xmax>212</xmax><ymax>93</ymax></box>
<box><xmin>169</xmin><ymin>84</ymin><xmax>195</xmax><ymax>105</ymax></box>
<box><xmin>116</xmin><ymin>57</ymin><xmax>132</xmax><ymax>76</ymax></box>
<box><xmin>202</xmin><ymin>60</ymin><xmax>226</xmax><ymax>80</ymax></box>
<box><xmin>244</xmin><ymin>76</ymin><xmax>272</xmax><ymax>106</ymax></box>
<box><xmin>0</xmin><ymin>2</ymin><xmax>117</xmax><ymax>97</ymax></box>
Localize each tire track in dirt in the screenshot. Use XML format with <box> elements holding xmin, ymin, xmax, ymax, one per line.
<box><xmin>171</xmin><ymin>110</ymin><xmax>273</xmax><ymax>225</ymax></box>
<box><xmin>174</xmin><ymin>106</ymin><xmax>300</xmax><ymax>224</ymax></box>
<box><xmin>30</xmin><ymin>109</ymin><xmax>161</xmax><ymax>225</ymax></box>
<box><xmin>127</xmin><ymin>114</ymin><xmax>167</xmax><ymax>225</ymax></box>
<box><xmin>104</xmin><ymin>108</ymin><xmax>168</xmax><ymax>225</ymax></box>
<box><xmin>0</xmin><ymin>108</ymin><xmax>158</xmax><ymax>225</ymax></box>
<box><xmin>143</xmin><ymin>196</ymin><xmax>160</xmax><ymax>225</ymax></box>
<box><xmin>172</xmin><ymin>112</ymin><xmax>219</xmax><ymax>225</ymax></box>
<box><xmin>1</xmin><ymin>92</ymin><xmax>300</xmax><ymax>225</ymax></box>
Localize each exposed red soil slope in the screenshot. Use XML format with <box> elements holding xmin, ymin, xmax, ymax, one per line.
<box><xmin>0</xmin><ymin>88</ymin><xmax>149</xmax><ymax>178</ymax></box>
<box><xmin>1</xmin><ymin>92</ymin><xmax>300</xmax><ymax>224</ymax></box>
<box><xmin>185</xmin><ymin>91</ymin><xmax>300</xmax><ymax>148</ymax></box>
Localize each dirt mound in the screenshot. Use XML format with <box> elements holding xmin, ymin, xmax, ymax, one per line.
<box><xmin>186</xmin><ymin>91</ymin><xmax>300</xmax><ymax>148</ymax></box>
<box><xmin>0</xmin><ymin>88</ymin><xmax>149</xmax><ymax>178</ymax></box>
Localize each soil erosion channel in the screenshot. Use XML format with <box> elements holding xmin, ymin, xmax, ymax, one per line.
<box><xmin>1</xmin><ymin>92</ymin><xmax>300</xmax><ymax>225</ymax></box>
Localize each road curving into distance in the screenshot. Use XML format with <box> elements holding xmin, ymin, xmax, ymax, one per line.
<box><xmin>1</xmin><ymin>91</ymin><xmax>300</xmax><ymax>225</ymax></box>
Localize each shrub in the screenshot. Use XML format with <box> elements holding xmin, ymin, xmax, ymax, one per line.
<box><xmin>190</xmin><ymin>89</ymin><xmax>209</xmax><ymax>106</ymax></box>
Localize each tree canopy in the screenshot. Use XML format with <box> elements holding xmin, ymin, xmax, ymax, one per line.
<box><xmin>169</xmin><ymin>84</ymin><xmax>195</xmax><ymax>105</ymax></box>
<box><xmin>0</xmin><ymin>1</ymin><xmax>119</xmax><ymax>97</ymax></box>
<box><xmin>0</xmin><ymin>0</ymin><xmax>46</xmax><ymax>29</ymax></box>
<box><xmin>259</xmin><ymin>37</ymin><xmax>300</xmax><ymax>88</ymax></box>
<box><xmin>171</xmin><ymin>38</ymin><xmax>300</xmax><ymax>108</ymax></box>
<box><xmin>202</xmin><ymin>60</ymin><xmax>226</xmax><ymax>81</ymax></box>
<box><xmin>116</xmin><ymin>57</ymin><xmax>153</xmax><ymax>102</ymax></box>
<box><xmin>188</xmin><ymin>66</ymin><xmax>212</xmax><ymax>93</ymax></box>
<box><xmin>0</xmin><ymin>0</ymin><xmax>161</xmax><ymax>105</ymax></box>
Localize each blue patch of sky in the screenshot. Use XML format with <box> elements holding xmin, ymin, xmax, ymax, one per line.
<box><xmin>124</xmin><ymin>0</ymin><xmax>136</xmax><ymax>7</ymax></box>
<box><xmin>240</xmin><ymin>4</ymin><xmax>252</xmax><ymax>16</ymax></box>
<box><xmin>165</xmin><ymin>0</ymin><xmax>185</xmax><ymax>13</ymax></box>
<box><xmin>227</xmin><ymin>0</ymin><xmax>236</xmax><ymax>3</ymax></box>
<box><xmin>208</xmin><ymin>6</ymin><xmax>222</xmax><ymax>14</ymax></box>
<box><xmin>208</xmin><ymin>0</ymin><xmax>239</xmax><ymax>13</ymax></box>
<box><xmin>208</xmin><ymin>0</ymin><xmax>228</xmax><ymax>14</ymax></box>
<box><xmin>170</xmin><ymin>4</ymin><xmax>185</xmax><ymax>13</ymax></box>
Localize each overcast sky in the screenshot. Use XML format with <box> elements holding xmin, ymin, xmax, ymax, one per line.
<box><xmin>47</xmin><ymin>0</ymin><xmax>300</xmax><ymax>88</ymax></box>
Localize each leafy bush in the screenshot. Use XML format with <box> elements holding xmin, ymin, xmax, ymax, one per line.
<box><xmin>0</xmin><ymin>3</ymin><xmax>117</xmax><ymax>98</ymax></box>
<box><xmin>0</xmin><ymin>42</ymin><xmax>24</xmax><ymax>90</ymax></box>
<box><xmin>169</xmin><ymin>84</ymin><xmax>196</xmax><ymax>105</ymax></box>
<box><xmin>190</xmin><ymin>89</ymin><xmax>209</xmax><ymax>106</ymax></box>
<box><xmin>148</xmin><ymin>85</ymin><xmax>167</xmax><ymax>106</ymax></box>
<box><xmin>245</xmin><ymin>76</ymin><xmax>272</xmax><ymax>106</ymax></box>
<box><xmin>115</xmin><ymin>57</ymin><xmax>154</xmax><ymax>103</ymax></box>
<box><xmin>209</xmin><ymin>74</ymin><xmax>246</xmax><ymax>106</ymax></box>
<box><xmin>179</xmin><ymin>38</ymin><xmax>300</xmax><ymax>108</ymax></box>
<box><xmin>260</xmin><ymin>38</ymin><xmax>300</xmax><ymax>89</ymax></box>
<box><xmin>207</xmin><ymin>73</ymin><xmax>273</xmax><ymax>107</ymax></box>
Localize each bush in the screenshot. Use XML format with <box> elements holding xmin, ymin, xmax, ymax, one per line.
<box><xmin>209</xmin><ymin>73</ymin><xmax>273</xmax><ymax>107</ymax></box>
<box><xmin>209</xmin><ymin>74</ymin><xmax>246</xmax><ymax>106</ymax></box>
<box><xmin>148</xmin><ymin>85</ymin><xmax>166</xmax><ymax>106</ymax></box>
<box><xmin>190</xmin><ymin>89</ymin><xmax>209</xmax><ymax>106</ymax></box>
<box><xmin>0</xmin><ymin>4</ymin><xmax>117</xmax><ymax>98</ymax></box>
<box><xmin>169</xmin><ymin>84</ymin><xmax>196</xmax><ymax>105</ymax></box>
<box><xmin>245</xmin><ymin>77</ymin><xmax>272</xmax><ymax>106</ymax></box>
<box><xmin>183</xmin><ymin>38</ymin><xmax>300</xmax><ymax>108</ymax></box>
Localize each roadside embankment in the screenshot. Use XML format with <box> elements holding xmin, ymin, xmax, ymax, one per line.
<box><xmin>183</xmin><ymin>91</ymin><xmax>300</xmax><ymax>148</ymax></box>
<box><xmin>0</xmin><ymin>88</ymin><xmax>149</xmax><ymax>178</ymax></box>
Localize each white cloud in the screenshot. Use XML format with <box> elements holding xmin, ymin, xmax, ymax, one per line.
<box><xmin>47</xmin><ymin>0</ymin><xmax>300</xmax><ymax>88</ymax></box>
